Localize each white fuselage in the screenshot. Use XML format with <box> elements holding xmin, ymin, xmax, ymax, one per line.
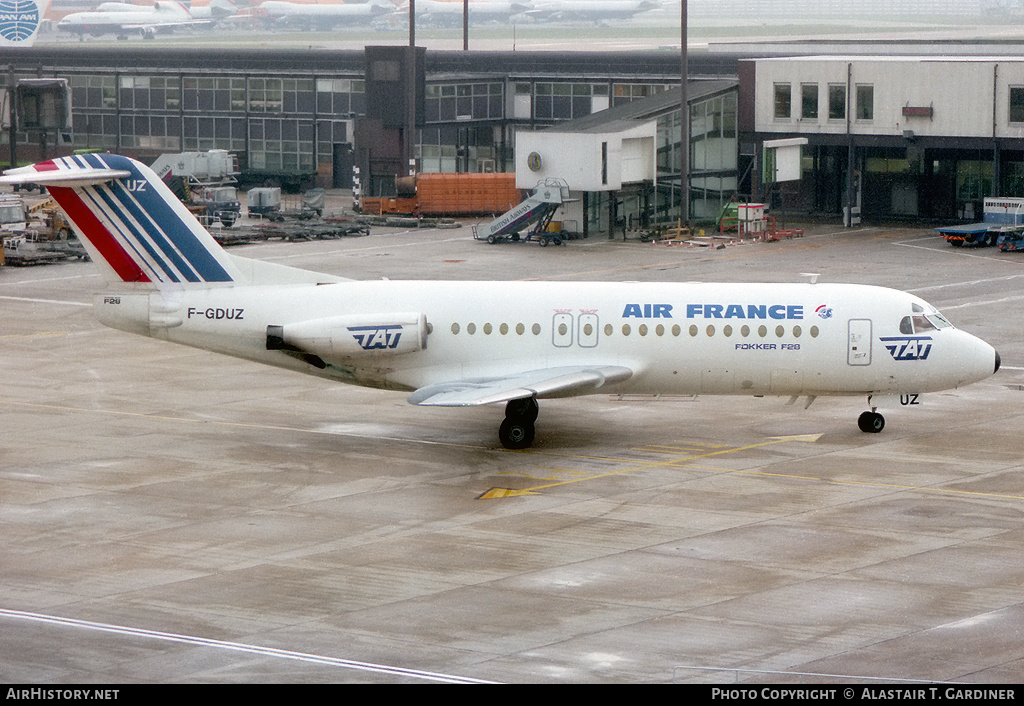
<box><xmin>57</xmin><ymin>3</ymin><xmax>194</xmax><ymax>35</ymax></box>
<box><xmin>95</xmin><ymin>280</ymin><xmax>998</xmax><ymax>400</ymax></box>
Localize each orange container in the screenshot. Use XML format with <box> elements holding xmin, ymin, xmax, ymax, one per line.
<box><xmin>359</xmin><ymin>173</ymin><xmax>521</xmax><ymax>217</ymax></box>
<box><xmin>414</xmin><ymin>173</ymin><xmax>520</xmax><ymax>216</ymax></box>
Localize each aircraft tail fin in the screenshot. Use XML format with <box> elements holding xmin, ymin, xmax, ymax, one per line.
<box><xmin>0</xmin><ymin>154</ymin><xmax>342</xmax><ymax>289</ymax></box>
<box><xmin>0</xmin><ymin>0</ymin><xmax>50</xmax><ymax>48</ymax></box>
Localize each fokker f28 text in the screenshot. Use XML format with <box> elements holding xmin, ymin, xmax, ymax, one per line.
<box><xmin>0</xmin><ymin>155</ymin><xmax>1000</xmax><ymax>448</ymax></box>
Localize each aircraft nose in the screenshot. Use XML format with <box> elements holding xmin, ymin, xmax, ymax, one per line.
<box><xmin>955</xmin><ymin>334</ymin><xmax>1001</xmax><ymax>388</ymax></box>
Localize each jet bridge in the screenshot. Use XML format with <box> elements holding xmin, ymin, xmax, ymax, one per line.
<box><xmin>473</xmin><ymin>179</ymin><xmax>568</xmax><ymax>245</ymax></box>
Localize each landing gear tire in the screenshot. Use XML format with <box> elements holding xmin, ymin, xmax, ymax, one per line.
<box><xmin>858</xmin><ymin>411</ymin><xmax>885</xmax><ymax>433</ymax></box>
<box><xmin>499</xmin><ymin>417</ymin><xmax>535</xmax><ymax>450</ymax></box>
<box><xmin>499</xmin><ymin>397</ymin><xmax>539</xmax><ymax>449</ymax></box>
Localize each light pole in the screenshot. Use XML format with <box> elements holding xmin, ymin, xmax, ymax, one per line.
<box><xmin>680</xmin><ymin>0</ymin><xmax>689</xmax><ymax>226</ymax></box>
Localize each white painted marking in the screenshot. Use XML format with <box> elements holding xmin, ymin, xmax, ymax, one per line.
<box><xmin>895</xmin><ymin>236</ymin><xmax>1011</xmax><ymax>262</ymax></box>
<box><xmin>0</xmin><ymin>295</ymin><xmax>90</xmax><ymax>307</ymax></box>
<box><xmin>0</xmin><ymin>608</ymin><xmax>496</xmax><ymax>684</ymax></box>
<box><xmin>0</xmin><ymin>273</ymin><xmax>96</xmax><ymax>285</ymax></box>
<box><xmin>908</xmin><ymin>273</ymin><xmax>1024</xmax><ymax>293</ymax></box>
<box><xmin>941</xmin><ymin>295</ymin><xmax>1024</xmax><ymax>311</ymax></box>
<box><xmin>258</xmin><ymin>235</ymin><xmax>473</xmax><ymax>262</ymax></box>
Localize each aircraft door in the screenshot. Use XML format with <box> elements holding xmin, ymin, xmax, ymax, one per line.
<box><xmin>848</xmin><ymin>319</ymin><xmax>872</xmax><ymax>366</ymax></box>
<box><xmin>552</xmin><ymin>313</ymin><xmax>574</xmax><ymax>347</ymax></box>
<box><xmin>578</xmin><ymin>313</ymin><xmax>599</xmax><ymax>348</ymax></box>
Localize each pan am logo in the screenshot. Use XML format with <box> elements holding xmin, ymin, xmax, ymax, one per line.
<box><xmin>880</xmin><ymin>335</ymin><xmax>933</xmax><ymax>361</ymax></box>
<box><xmin>0</xmin><ymin>0</ymin><xmax>40</xmax><ymax>43</ymax></box>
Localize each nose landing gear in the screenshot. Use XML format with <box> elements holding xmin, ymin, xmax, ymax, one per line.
<box><xmin>858</xmin><ymin>410</ymin><xmax>885</xmax><ymax>433</ymax></box>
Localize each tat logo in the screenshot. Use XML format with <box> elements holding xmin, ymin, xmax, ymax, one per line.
<box><xmin>815</xmin><ymin>304</ymin><xmax>833</xmax><ymax>320</ymax></box>
<box><xmin>348</xmin><ymin>324</ymin><xmax>404</xmax><ymax>350</ymax></box>
<box><xmin>0</xmin><ymin>0</ymin><xmax>40</xmax><ymax>43</ymax></box>
<box><xmin>880</xmin><ymin>336</ymin><xmax>933</xmax><ymax>361</ymax></box>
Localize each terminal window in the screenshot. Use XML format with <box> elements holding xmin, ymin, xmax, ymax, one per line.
<box><xmin>828</xmin><ymin>84</ymin><xmax>846</xmax><ymax>121</ymax></box>
<box><xmin>801</xmin><ymin>83</ymin><xmax>818</xmax><ymax>120</ymax></box>
<box><xmin>1010</xmin><ymin>87</ymin><xmax>1024</xmax><ymax>123</ymax></box>
<box><xmin>774</xmin><ymin>83</ymin><xmax>791</xmax><ymax>120</ymax></box>
<box><xmin>856</xmin><ymin>85</ymin><xmax>874</xmax><ymax>121</ymax></box>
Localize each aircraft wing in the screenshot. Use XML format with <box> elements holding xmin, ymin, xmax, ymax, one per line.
<box><xmin>407</xmin><ymin>365</ymin><xmax>633</xmax><ymax>407</ymax></box>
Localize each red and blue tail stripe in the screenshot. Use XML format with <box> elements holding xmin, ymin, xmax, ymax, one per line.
<box><xmin>4</xmin><ymin>154</ymin><xmax>240</xmax><ymax>286</ymax></box>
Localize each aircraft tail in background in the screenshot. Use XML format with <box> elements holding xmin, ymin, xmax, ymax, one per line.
<box><xmin>0</xmin><ymin>0</ymin><xmax>51</xmax><ymax>47</ymax></box>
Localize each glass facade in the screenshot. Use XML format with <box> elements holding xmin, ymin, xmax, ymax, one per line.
<box><xmin>68</xmin><ymin>72</ymin><xmax>364</xmax><ymax>180</ymax></box>
<box><xmin>653</xmin><ymin>90</ymin><xmax>739</xmax><ymax>222</ymax></box>
<box><xmin>66</xmin><ymin>69</ymin><xmax>688</xmax><ymax>185</ymax></box>
<box><xmin>56</xmin><ymin>56</ymin><xmax>734</xmax><ymax>218</ymax></box>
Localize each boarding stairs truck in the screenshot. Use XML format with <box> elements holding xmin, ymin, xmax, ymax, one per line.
<box><xmin>473</xmin><ymin>179</ymin><xmax>569</xmax><ymax>245</ymax></box>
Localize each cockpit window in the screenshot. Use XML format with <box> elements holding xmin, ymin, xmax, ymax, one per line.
<box><xmin>900</xmin><ymin>313</ymin><xmax>954</xmax><ymax>334</ymax></box>
<box><xmin>913</xmin><ymin>315</ymin><xmax>937</xmax><ymax>332</ymax></box>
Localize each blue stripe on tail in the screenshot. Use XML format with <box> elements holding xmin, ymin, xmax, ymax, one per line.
<box><xmin>81</xmin><ymin>153</ymin><xmax>234</xmax><ymax>283</ymax></box>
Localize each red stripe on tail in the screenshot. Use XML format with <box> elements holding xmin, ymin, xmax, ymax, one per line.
<box><xmin>49</xmin><ymin>186</ymin><xmax>150</xmax><ymax>283</ymax></box>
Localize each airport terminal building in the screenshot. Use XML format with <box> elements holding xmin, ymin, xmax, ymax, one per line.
<box><xmin>3</xmin><ymin>46</ymin><xmax>1024</xmax><ymax>229</ymax></box>
<box><xmin>0</xmin><ymin>46</ymin><xmax>740</xmax><ymax>231</ymax></box>
<box><xmin>0</xmin><ymin>47</ymin><xmax>703</xmax><ymax>182</ymax></box>
<box><xmin>741</xmin><ymin>55</ymin><xmax>1024</xmax><ymax>223</ymax></box>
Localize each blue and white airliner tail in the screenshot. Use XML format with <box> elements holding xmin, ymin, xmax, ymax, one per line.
<box><xmin>6</xmin><ymin>153</ymin><xmax>241</xmax><ymax>286</ymax></box>
<box><xmin>0</xmin><ymin>0</ymin><xmax>51</xmax><ymax>47</ymax></box>
<box><xmin>3</xmin><ymin>153</ymin><xmax>337</xmax><ymax>289</ymax></box>
<box><xmin>0</xmin><ymin>155</ymin><xmax>1001</xmax><ymax>449</ymax></box>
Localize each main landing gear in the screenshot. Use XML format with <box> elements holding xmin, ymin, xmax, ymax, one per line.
<box><xmin>499</xmin><ymin>397</ymin><xmax>539</xmax><ymax>449</ymax></box>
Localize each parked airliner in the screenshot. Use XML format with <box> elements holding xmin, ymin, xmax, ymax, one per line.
<box><xmin>522</xmin><ymin>0</ymin><xmax>660</xmax><ymax>23</ymax></box>
<box><xmin>95</xmin><ymin>0</ymin><xmax>237</xmax><ymax>21</ymax></box>
<box><xmin>392</xmin><ymin>0</ymin><xmax>532</xmax><ymax>27</ymax></box>
<box><xmin>57</xmin><ymin>0</ymin><xmax>209</xmax><ymax>39</ymax></box>
<box><xmin>258</xmin><ymin>0</ymin><xmax>393</xmax><ymax>27</ymax></box>
<box><xmin>0</xmin><ymin>155</ymin><xmax>1000</xmax><ymax>448</ymax></box>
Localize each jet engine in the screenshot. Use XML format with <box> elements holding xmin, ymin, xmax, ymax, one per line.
<box><xmin>267</xmin><ymin>313</ymin><xmax>428</xmax><ymax>361</ymax></box>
